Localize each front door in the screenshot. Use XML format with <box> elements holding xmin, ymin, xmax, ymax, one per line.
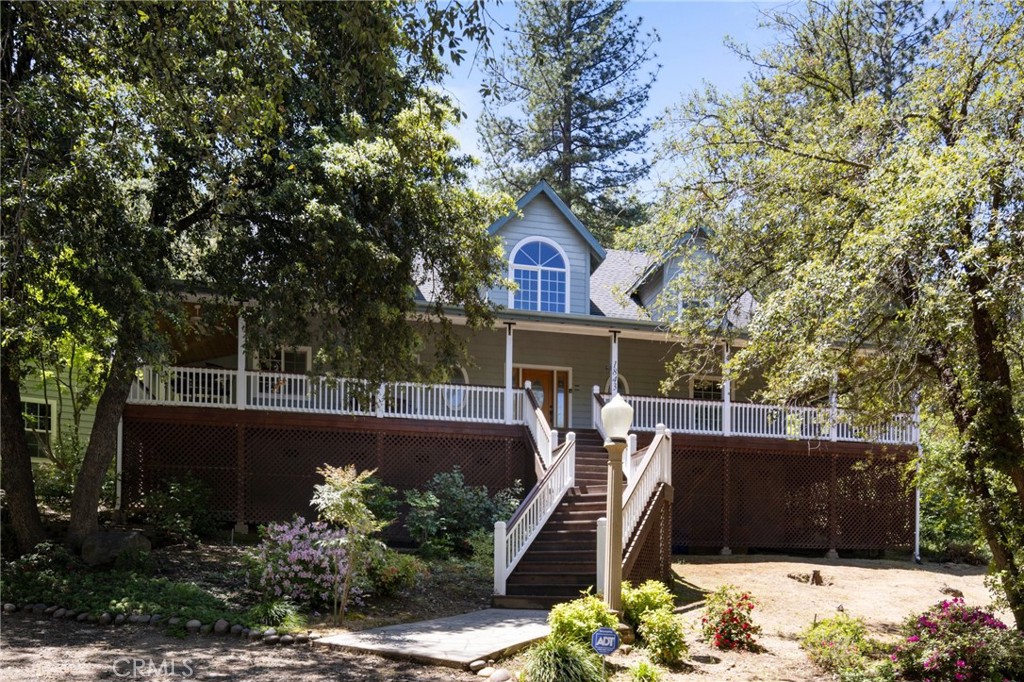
<box><xmin>517</xmin><ymin>367</ymin><xmax>571</xmax><ymax>430</ymax></box>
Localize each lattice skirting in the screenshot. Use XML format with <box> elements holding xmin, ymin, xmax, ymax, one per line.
<box><xmin>670</xmin><ymin>437</ymin><xmax>915</xmax><ymax>552</ymax></box>
<box><xmin>120</xmin><ymin>406</ymin><xmax>535</xmax><ymax>541</ymax></box>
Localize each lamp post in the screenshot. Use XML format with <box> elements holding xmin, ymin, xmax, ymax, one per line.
<box><xmin>601</xmin><ymin>393</ymin><xmax>633</xmax><ymax>612</ymax></box>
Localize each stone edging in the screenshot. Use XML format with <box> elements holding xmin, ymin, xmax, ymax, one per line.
<box><xmin>2</xmin><ymin>602</ymin><xmax>320</xmax><ymax>645</ymax></box>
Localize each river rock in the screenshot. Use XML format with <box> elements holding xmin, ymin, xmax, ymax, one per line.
<box><xmin>77</xmin><ymin>612</ymin><xmax>89</xmax><ymax>622</ymax></box>
<box><xmin>230</xmin><ymin>624</ymin><xmax>244</xmax><ymax>636</ymax></box>
<box><xmin>279</xmin><ymin>635</ymin><xmax>294</xmax><ymax>645</ymax></box>
<box><xmin>469</xmin><ymin>660</ymin><xmax>487</xmax><ymax>673</ymax></box>
<box><xmin>488</xmin><ymin>670</ymin><xmax>512</xmax><ymax>682</ymax></box>
<box><xmin>185</xmin><ymin>619</ymin><xmax>202</xmax><ymax>633</ymax></box>
<box><xmin>264</xmin><ymin>635</ymin><xmax>280</xmax><ymax>645</ymax></box>
<box><xmin>53</xmin><ymin>608</ymin><xmax>66</xmax><ymax>618</ymax></box>
<box><xmin>44</xmin><ymin>605</ymin><xmax>59</xmax><ymax>615</ymax></box>
<box><xmin>114</xmin><ymin>614</ymin><xmax>127</xmax><ymax>626</ymax></box>
<box><xmin>477</xmin><ymin>667</ymin><xmax>495</xmax><ymax>678</ymax></box>
<box><xmin>200</xmin><ymin>623</ymin><xmax>213</xmax><ymax>635</ymax></box>
<box><xmin>214</xmin><ymin>619</ymin><xmax>230</xmax><ymax>635</ymax></box>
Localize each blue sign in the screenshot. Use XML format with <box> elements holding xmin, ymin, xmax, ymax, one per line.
<box><xmin>591</xmin><ymin>627</ymin><xmax>620</xmax><ymax>655</ymax></box>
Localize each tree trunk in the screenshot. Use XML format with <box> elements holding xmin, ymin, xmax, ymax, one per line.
<box><xmin>65</xmin><ymin>349</ymin><xmax>137</xmax><ymax>550</ymax></box>
<box><xmin>0</xmin><ymin>356</ymin><xmax>47</xmax><ymax>554</ymax></box>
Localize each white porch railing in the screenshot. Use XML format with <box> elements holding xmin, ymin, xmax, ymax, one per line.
<box><xmin>523</xmin><ymin>381</ymin><xmax>556</xmax><ymax>466</ymax></box>
<box><xmin>493</xmin><ymin>433</ymin><xmax>576</xmax><ymax>596</ymax></box>
<box><xmin>129</xmin><ymin>366</ymin><xmax>522</xmax><ymax>425</ymax></box>
<box><xmin>128</xmin><ymin>366</ymin><xmax>237</xmax><ymax>407</ymax></box>
<box><xmin>606</xmin><ymin>394</ymin><xmax>916</xmax><ymax>445</ymax></box>
<box><xmin>621</xmin><ymin>424</ymin><xmax>672</xmax><ymax>548</ymax></box>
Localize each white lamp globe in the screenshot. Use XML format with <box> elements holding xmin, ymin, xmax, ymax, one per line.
<box><xmin>601</xmin><ymin>393</ymin><xmax>633</xmax><ymax>442</ymax></box>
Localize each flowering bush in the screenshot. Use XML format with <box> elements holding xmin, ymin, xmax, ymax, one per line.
<box><xmin>248</xmin><ymin>517</ymin><xmax>348</xmax><ymax>608</ymax></box>
<box><xmin>889</xmin><ymin>598</ymin><xmax>1024</xmax><ymax>681</ymax></box>
<box><xmin>700</xmin><ymin>585</ymin><xmax>762</xmax><ymax>651</ymax></box>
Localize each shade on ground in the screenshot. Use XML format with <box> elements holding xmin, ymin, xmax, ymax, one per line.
<box><xmin>316</xmin><ymin>609</ymin><xmax>550</xmax><ymax>669</ymax></box>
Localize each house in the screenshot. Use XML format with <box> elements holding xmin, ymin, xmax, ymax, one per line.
<box><xmin>23</xmin><ymin>180</ymin><xmax>918</xmax><ymax>606</ymax></box>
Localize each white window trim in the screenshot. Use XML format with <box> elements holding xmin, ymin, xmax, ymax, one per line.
<box><xmin>21</xmin><ymin>399</ymin><xmax>55</xmax><ymax>462</ymax></box>
<box><xmin>689</xmin><ymin>375</ymin><xmax>733</xmax><ymax>401</ymax></box>
<box><xmin>507</xmin><ymin>236</ymin><xmax>571</xmax><ymax>313</ymax></box>
<box><xmin>253</xmin><ymin>346</ymin><xmax>313</xmax><ymax>373</ymax></box>
<box><xmin>444</xmin><ymin>365</ymin><xmax>470</xmax><ymax>410</ymax></box>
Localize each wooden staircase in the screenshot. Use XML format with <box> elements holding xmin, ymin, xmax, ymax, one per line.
<box><xmin>492</xmin><ymin>429</ymin><xmax>611</xmax><ymax>609</ymax></box>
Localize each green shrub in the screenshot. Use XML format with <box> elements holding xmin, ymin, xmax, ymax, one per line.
<box><xmin>628</xmin><ymin>659</ymin><xmax>663</xmax><ymax>682</ymax></box>
<box><xmin>137</xmin><ymin>474</ymin><xmax>223</xmax><ymax>544</ymax></box>
<box><xmin>700</xmin><ymin>585</ymin><xmax>762</xmax><ymax>651</ymax></box>
<box><xmin>548</xmin><ymin>591</ymin><xmax>617</xmax><ymax>645</ymax></box>
<box><xmin>403</xmin><ymin>467</ymin><xmax>521</xmax><ymax>557</ymax></box>
<box><xmin>363</xmin><ymin>475</ymin><xmax>400</xmax><ymax>528</ymax></box>
<box><xmin>622</xmin><ymin>580</ymin><xmax>675</xmax><ymax>629</ymax></box>
<box><xmin>523</xmin><ymin>637</ymin><xmax>604</xmax><ymax>682</ymax></box>
<box><xmin>245</xmin><ymin>597</ymin><xmax>306</xmax><ymax>631</ymax></box>
<box><xmin>801</xmin><ymin>613</ymin><xmax>880</xmax><ymax>675</ymax></box>
<box><xmin>361</xmin><ymin>546</ymin><xmax>426</xmax><ymax>597</ymax></box>
<box><xmin>638</xmin><ymin>607</ymin><xmax>688</xmax><ymax>665</ymax></box>
<box><xmin>466</xmin><ymin>528</ymin><xmax>494</xmax><ymax>573</ymax></box>
<box><xmin>889</xmin><ymin>598</ymin><xmax>1024</xmax><ymax>681</ymax></box>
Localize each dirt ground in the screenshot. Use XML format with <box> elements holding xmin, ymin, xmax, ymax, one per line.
<box><xmin>1</xmin><ymin>555</ymin><xmax>1004</xmax><ymax>682</ymax></box>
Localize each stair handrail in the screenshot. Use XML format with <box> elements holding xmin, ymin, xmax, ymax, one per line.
<box><xmin>592</xmin><ymin>387</ymin><xmax>608</xmax><ymax>443</ymax></box>
<box><xmin>523</xmin><ymin>381</ymin><xmax>556</xmax><ymax>467</ymax></box>
<box><xmin>621</xmin><ymin>424</ymin><xmax>672</xmax><ymax>548</ymax></box>
<box><xmin>493</xmin><ymin>432</ymin><xmax>576</xmax><ymax>596</ymax></box>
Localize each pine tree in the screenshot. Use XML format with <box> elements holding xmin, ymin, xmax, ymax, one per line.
<box><xmin>478</xmin><ymin>0</ymin><xmax>658</xmax><ymax>245</ymax></box>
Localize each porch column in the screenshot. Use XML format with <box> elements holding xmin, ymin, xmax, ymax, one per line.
<box><xmin>829</xmin><ymin>388</ymin><xmax>838</xmax><ymax>441</ymax></box>
<box><xmin>237</xmin><ymin>316</ymin><xmax>247</xmax><ymax>410</ymax></box>
<box><xmin>722</xmin><ymin>343</ymin><xmax>731</xmax><ymax>436</ymax></box>
<box><xmin>609</xmin><ymin>330</ymin><xmax>620</xmax><ymax>395</ymax></box>
<box><xmin>504</xmin><ymin>322</ymin><xmax>515</xmax><ymax>424</ymax></box>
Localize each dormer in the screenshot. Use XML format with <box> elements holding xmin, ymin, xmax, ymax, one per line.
<box><xmin>487</xmin><ymin>181</ymin><xmax>606</xmax><ymax>317</ymax></box>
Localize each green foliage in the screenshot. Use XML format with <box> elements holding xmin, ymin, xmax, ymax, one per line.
<box><xmin>638</xmin><ymin>608</ymin><xmax>688</xmax><ymax>665</ymax></box>
<box><xmin>466</xmin><ymin>529</ymin><xmax>495</xmax><ymax>573</ymax></box>
<box><xmin>136</xmin><ymin>475</ymin><xmax>222</xmax><ymax>545</ymax></box>
<box><xmin>404</xmin><ymin>467</ymin><xmax>522</xmax><ymax>557</ymax></box>
<box><xmin>523</xmin><ymin>636</ymin><xmax>605</xmax><ymax>682</ymax></box>
<box><xmin>889</xmin><ymin>599</ymin><xmax>1024</xmax><ymax>681</ymax></box>
<box><xmin>644</xmin><ymin>0</ymin><xmax>1024</xmax><ymax>626</ymax></box>
<box><xmin>2</xmin><ymin>0</ymin><xmax>511</xmax><ymax>553</ymax></box>
<box><xmin>700</xmin><ymin>585</ymin><xmax>761</xmax><ymax>651</ymax></box>
<box><xmin>363</xmin><ymin>476</ymin><xmax>400</xmax><ymax>529</ymax></box>
<box><xmin>801</xmin><ymin>614</ymin><xmax>882</xmax><ymax>676</ymax></box>
<box><xmin>359</xmin><ymin>546</ymin><xmax>426</xmax><ymax>598</ymax></box>
<box><xmin>628</xmin><ymin>659</ymin><xmax>664</xmax><ymax>682</ymax></box>
<box><xmin>0</xmin><ymin>542</ymin><xmax>238</xmax><ymax>624</ymax></box>
<box><xmin>547</xmin><ymin>591</ymin><xmax>617</xmax><ymax>645</ymax></box>
<box><xmin>478</xmin><ymin>0</ymin><xmax>658</xmax><ymax>244</ymax></box>
<box><xmin>622</xmin><ymin>580</ymin><xmax>675</xmax><ymax>630</ymax></box>
<box><xmin>245</xmin><ymin>598</ymin><xmax>305</xmax><ymax>631</ymax></box>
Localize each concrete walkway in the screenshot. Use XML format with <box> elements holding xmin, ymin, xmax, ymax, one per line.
<box><xmin>316</xmin><ymin>609</ymin><xmax>550</xmax><ymax>669</ymax></box>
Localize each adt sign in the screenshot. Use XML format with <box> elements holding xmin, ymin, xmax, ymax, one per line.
<box><xmin>591</xmin><ymin>627</ymin><xmax>620</xmax><ymax>656</ymax></box>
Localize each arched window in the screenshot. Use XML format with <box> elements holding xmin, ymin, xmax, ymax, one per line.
<box><xmin>444</xmin><ymin>366</ymin><xmax>469</xmax><ymax>410</ymax></box>
<box><xmin>604</xmin><ymin>374</ymin><xmax>630</xmax><ymax>396</ymax></box>
<box><xmin>510</xmin><ymin>238</ymin><xmax>569</xmax><ymax>313</ymax></box>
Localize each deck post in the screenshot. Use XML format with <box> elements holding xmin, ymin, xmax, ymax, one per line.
<box><xmin>609</xmin><ymin>330</ymin><xmax>620</xmax><ymax>395</ymax></box>
<box><xmin>504</xmin><ymin>323</ymin><xmax>515</xmax><ymax>424</ymax></box>
<box><xmin>115</xmin><ymin>417</ymin><xmax>123</xmax><ymax>510</ymax></box>
<box><xmin>722</xmin><ymin>344</ymin><xmax>731</xmax><ymax>436</ymax></box>
<box><xmin>494</xmin><ymin>521</ymin><xmax>507</xmax><ymax>596</ymax></box>
<box><xmin>236</xmin><ymin>316</ymin><xmax>247</xmax><ymax>410</ymax></box>
<box><xmin>829</xmin><ymin>389</ymin><xmax>838</xmax><ymax>441</ymax></box>
<box><xmin>595</xmin><ymin>517</ymin><xmax>607</xmax><ymax>598</ymax></box>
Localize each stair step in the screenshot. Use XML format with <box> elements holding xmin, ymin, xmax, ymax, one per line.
<box><xmin>521</xmin><ymin>550</ymin><xmax>595</xmax><ymax>563</ymax></box>
<box><xmin>513</xmin><ymin>562</ymin><xmax>594</xmax><ymax>574</ymax></box>
<box><xmin>505</xmin><ymin>582</ymin><xmax>596</xmax><ymax>596</ymax></box>
<box><xmin>492</xmin><ymin>594</ymin><xmax>578</xmax><ymax>609</ymax></box>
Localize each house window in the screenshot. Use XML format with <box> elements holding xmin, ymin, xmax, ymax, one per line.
<box><xmin>692</xmin><ymin>378</ymin><xmax>723</xmax><ymax>401</ymax></box>
<box><xmin>21</xmin><ymin>401</ymin><xmax>52</xmax><ymax>459</ymax></box>
<box><xmin>258</xmin><ymin>347</ymin><xmax>312</xmax><ymax>373</ymax></box>
<box><xmin>444</xmin><ymin>366</ymin><xmax>469</xmax><ymax>410</ymax></box>
<box><xmin>510</xmin><ymin>238</ymin><xmax>568</xmax><ymax>313</ymax></box>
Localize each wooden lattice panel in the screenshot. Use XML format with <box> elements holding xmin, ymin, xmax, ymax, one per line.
<box><xmin>625</xmin><ymin>488</ymin><xmax>672</xmax><ymax>585</ymax></box>
<box><xmin>121</xmin><ymin>406</ymin><xmax>535</xmax><ymax>537</ymax></box>
<box><xmin>121</xmin><ymin>420</ymin><xmax>238</xmax><ymax>518</ymax></box>
<box><xmin>669</xmin><ymin>437</ymin><xmax>914</xmax><ymax>553</ymax></box>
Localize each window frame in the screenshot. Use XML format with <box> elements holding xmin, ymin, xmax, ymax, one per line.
<box><xmin>507</xmin><ymin>237</ymin><xmax>571</xmax><ymax>313</ymax></box>
<box><xmin>21</xmin><ymin>400</ymin><xmax>54</xmax><ymax>460</ymax></box>
<box><xmin>254</xmin><ymin>346</ymin><xmax>313</xmax><ymax>374</ymax></box>
<box><xmin>689</xmin><ymin>375</ymin><xmax>731</xmax><ymax>401</ymax></box>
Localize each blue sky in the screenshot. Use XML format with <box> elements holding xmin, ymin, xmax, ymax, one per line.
<box><xmin>441</xmin><ymin>1</ymin><xmax>786</xmax><ymax>185</ymax></box>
